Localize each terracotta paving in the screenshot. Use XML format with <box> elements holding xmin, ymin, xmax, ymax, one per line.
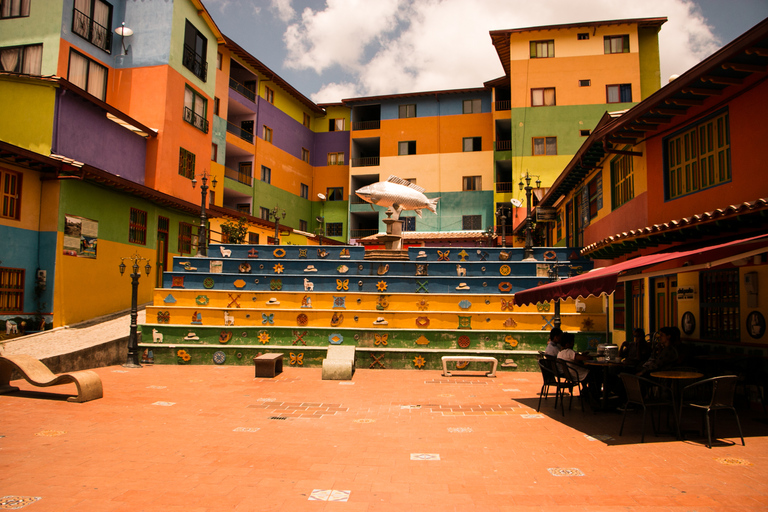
<box><xmin>1</xmin><ymin>365</ymin><xmax>768</xmax><ymax>511</ymax></box>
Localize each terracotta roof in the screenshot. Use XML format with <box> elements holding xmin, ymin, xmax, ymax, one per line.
<box><xmin>581</xmin><ymin>198</ymin><xmax>768</xmax><ymax>259</ymax></box>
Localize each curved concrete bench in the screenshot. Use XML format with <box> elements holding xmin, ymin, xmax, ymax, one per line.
<box><xmin>0</xmin><ymin>354</ymin><xmax>103</xmax><ymax>403</ymax></box>
<box><xmin>322</xmin><ymin>345</ymin><xmax>355</xmax><ymax>380</ymax></box>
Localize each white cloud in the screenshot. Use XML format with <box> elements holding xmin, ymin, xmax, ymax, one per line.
<box><xmin>282</xmin><ymin>0</ymin><xmax>720</xmax><ymax>99</ymax></box>
<box><xmin>271</xmin><ymin>0</ymin><xmax>295</xmax><ymax>22</ymax></box>
<box><xmin>311</xmin><ymin>81</ymin><xmax>362</xmax><ymax>103</ymax></box>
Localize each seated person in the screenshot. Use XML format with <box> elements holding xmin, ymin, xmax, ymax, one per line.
<box><xmin>637</xmin><ymin>326</ymin><xmax>679</xmax><ymax>376</ymax></box>
<box><xmin>620</xmin><ymin>328</ymin><xmax>650</xmax><ymax>367</ymax></box>
<box><xmin>544</xmin><ymin>327</ymin><xmax>563</xmax><ymax>358</ymax></box>
<box><xmin>557</xmin><ymin>333</ymin><xmax>598</xmax><ymax>397</ymax></box>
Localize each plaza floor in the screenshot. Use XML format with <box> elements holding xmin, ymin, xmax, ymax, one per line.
<box><xmin>1</xmin><ymin>364</ymin><xmax>767</xmax><ymax>511</ymax></box>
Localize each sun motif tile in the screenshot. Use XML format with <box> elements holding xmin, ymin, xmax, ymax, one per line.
<box><xmin>548</xmin><ymin>467</ymin><xmax>584</xmax><ymax>477</ymax></box>
<box><xmin>376</xmin><ymin>280</ymin><xmax>388</xmax><ymax>292</ymax></box>
<box><xmin>413</xmin><ymin>355</ymin><xmax>426</xmax><ymax>368</ymax></box>
<box><xmin>258</xmin><ymin>331</ymin><xmax>271</xmax><ymax>344</ymax></box>
<box><xmin>0</xmin><ymin>496</ymin><xmax>42</xmax><ymax>509</ymax></box>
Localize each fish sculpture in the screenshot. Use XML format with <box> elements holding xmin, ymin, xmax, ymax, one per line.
<box><xmin>355</xmin><ymin>175</ymin><xmax>439</xmax><ymax>218</ymax></box>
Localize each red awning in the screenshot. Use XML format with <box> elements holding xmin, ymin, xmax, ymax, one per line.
<box><xmin>513</xmin><ymin>234</ymin><xmax>768</xmax><ymax>306</ymax></box>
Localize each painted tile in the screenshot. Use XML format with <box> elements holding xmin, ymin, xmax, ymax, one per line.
<box><xmin>0</xmin><ymin>496</ymin><xmax>42</xmax><ymax>509</ymax></box>
<box><xmin>548</xmin><ymin>468</ymin><xmax>584</xmax><ymax>477</ymax></box>
<box><xmin>411</xmin><ymin>453</ymin><xmax>440</xmax><ymax>460</ymax></box>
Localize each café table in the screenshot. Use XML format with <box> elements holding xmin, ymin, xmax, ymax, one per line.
<box><xmin>650</xmin><ymin>370</ymin><xmax>704</xmax><ymax>436</ymax></box>
<box><xmin>583</xmin><ymin>359</ymin><xmax>632</xmax><ymax>410</ymax></box>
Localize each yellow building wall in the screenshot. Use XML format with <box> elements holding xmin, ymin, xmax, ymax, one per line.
<box><xmin>315</xmin><ymin>106</ymin><xmax>351</xmax><ymax>133</ymax></box>
<box><xmin>0</xmin><ymin>78</ymin><xmax>55</xmax><ymax>155</ymax></box>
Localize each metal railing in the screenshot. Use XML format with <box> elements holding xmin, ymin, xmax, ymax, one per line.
<box><xmin>224</xmin><ymin>166</ymin><xmax>253</xmax><ymax>186</ymax></box>
<box><xmin>495</xmin><ymin>100</ymin><xmax>511</xmax><ymax>111</ymax></box>
<box><xmin>72</xmin><ymin>8</ymin><xmax>112</xmax><ymax>52</ymax></box>
<box><xmin>495</xmin><ymin>140</ymin><xmax>512</xmax><ymax>151</ymax></box>
<box><xmin>352</xmin><ymin>120</ymin><xmax>381</xmax><ymax>131</ymax></box>
<box><xmin>183</xmin><ymin>107</ymin><xmax>209</xmax><ymax>133</ymax></box>
<box><xmin>226</xmin><ymin>121</ymin><xmax>253</xmax><ymax>143</ymax></box>
<box><xmin>351</xmin><ymin>156</ymin><xmax>380</xmax><ymax>167</ymax></box>
<box><xmin>496</xmin><ymin>182</ymin><xmax>515</xmax><ymax>193</ymax></box>
<box><xmin>229</xmin><ymin>77</ymin><xmax>256</xmax><ymax>102</ymax></box>
<box><xmin>350</xmin><ymin>228</ymin><xmax>378</xmax><ymax>239</ymax></box>
<box><xmin>182</xmin><ymin>44</ymin><xmax>207</xmax><ymax>82</ymax></box>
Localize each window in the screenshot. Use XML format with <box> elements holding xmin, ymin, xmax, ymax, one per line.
<box><xmin>183</xmin><ymin>86</ymin><xmax>208</xmax><ymax>133</ymax></box>
<box><xmin>0</xmin><ymin>267</ymin><xmax>24</xmax><ymax>313</ymax></box>
<box><xmin>300</xmin><ymin>183</ymin><xmax>309</xmax><ymax>199</ymax></box>
<box><xmin>398</xmin><ymin>104</ymin><xmax>416</xmax><ymax>118</ymax></box>
<box><xmin>260</xmin><ymin>165</ymin><xmax>271</xmax><ymax>184</ymax></box>
<box><xmin>216</xmin><ymin>52</ymin><xmax>222</xmax><ymax>70</ymax></box>
<box><xmin>0</xmin><ymin>44</ymin><xmax>42</xmax><ymax>74</ymax></box>
<box><xmin>326</xmin><ymin>187</ymin><xmax>343</xmax><ymax>201</ymax></box>
<box><xmin>301</xmin><ymin>148</ymin><xmax>310</xmax><ymax>163</ymax></box>
<box><xmin>327</xmin><ymin>152</ymin><xmax>344</xmax><ymax>165</ymax></box>
<box><xmin>462</xmin><ymin>176</ymin><xmax>481</xmax><ymax>191</ymax></box>
<box><xmin>260</xmin><ymin>207</ymin><xmax>270</xmax><ymax>220</ymax></box>
<box><xmin>178</xmin><ymin>222</ymin><xmax>193</xmax><ymax>254</ymax></box>
<box><xmin>700</xmin><ymin>269</ymin><xmax>740</xmax><ymax>341</ymax></box>
<box><xmin>580</xmin><ymin>129</ymin><xmax>591</xmax><ymax>137</ymax></box>
<box><xmin>463</xmin><ymin>99</ymin><xmax>482</xmax><ymax>114</ymax></box>
<box><xmin>577</xmin><ymin>33</ymin><xmax>589</xmax><ymax>40</ymax></box>
<box><xmin>183</xmin><ymin>20</ymin><xmax>208</xmax><ymax>81</ymax></box>
<box><xmin>462</xmin><ymin>215</ymin><xmax>482</xmax><ymax>230</ymax></box>
<box><xmin>299</xmin><ymin>219</ymin><xmax>308</xmax><ymax>232</ymax></box>
<box><xmin>579</xmin><ymin>79</ymin><xmax>591</xmax><ymax>87</ymax></box>
<box><xmin>1</xmin><ymin>168</ymin><xmax>21</xmax><ymax>220</ymax></box>
<box><xmin>248</xmin><ymin>232</ymin><xmax>259</xmax><ymax>244</ymax></box>
<box><xmin>329</xmin><ymin>118</ymin><xmax>345</xmax><ymax>131</ymax></box>
<box><xmin>587</xmin><ymin>172</ymin><xmax>602</xmax><ymax>220</ymax></box>
<box><xmin>401</xmin><ymin>216</ymin><xmax>416</xmax><ymax>231</ymax></box>
<box><xmin>529</xmin><ymin>40</ymin><xmax>554</xmax><ymax>58</ymax></box>
<box><xmin>604</xmin><ymin>35</ymin><xmax>630</xmax><ymax>54</ymax></box>
<box><xmin>213</xmin><ymin>97</ymin><xmax>220</xmax><ymax>115</ymax></box>
<box><xmin>533</xmin><ymin>137</ymin><xmax>557</xmax><ymax>156</ymax></box>
<box><xmin>264</xmin><ymin>86</ymin><xmax>274</xmax><ymax>104</ymax></box>
<box><xmin>303</xmin><ymin>113</ymin><xmax>311</xmax><ymax>128</ymax></box>
<box><xmin>398</xmin><ymin>141</ymin><xmax>416</xmax><ymax>156</ymax></box>
<box><xmin>531</xmin><ymin>88</ymin><xmax>555</xmax><ymax>107</ymax></box>
<box><xmin>72</xmin><ymin>0</ymin><xmax>112</xmax><ymax>53</ymax></box>
<box><xmin>236</xmin><ymin>203</ymin><xmax>250</xmax><ymax>214</ymax></box>
<box><xmin>606</xmin><ymin>84</ymin><xmax>632</xmax><ymax>103</ymax></box>
<box><xmin>326</xmin><ymin>222</ymin><xmax>343</xmax><ymax>237</ymax></box>
<box><xmin>666</xmin><ymin>110</ymin><xmax>730</xmax><ymax>199</ymax></box>
<box><xmin>68</xmin><ymin>50</ymin><xmax>107</xmax><ymax>101</ymax></box>
<box><xmin>463</xmin><ymin>137</ymin><xmax>482</xmax><ymax>152</ymax></box>
<box><xmin>129</xmin><ymin>208</ymin><xmax>147</xmax><ymax>245</ymax></box>
<box><xmin>238</xmin><ymin>162</ymin><xmax>252</xmax><ymax>185</ymax></box>
<box><xmin>555</xmin><ymin>212</ymin><xmax>563</xmax><ymax>241</ymax></box>
<box><xmin>611</xmin><ymin>154</ymin><xmax>634</xmax><ymax>209</ymax></box>
<box><xmin>178</xmin><ymin>148</ymin><xmax>195</xmax><ymax>179</ymax></box>
<box><xmin>263</xmin><ymin>125</ymin><xmax>272</xmax><ymax>143</ymax></box>
<box><xmin>211</xmin><ymin>143</ymin><xmax>218</xmax><ymax>161</ymax></box>
<box><xmin>1</xmin><ymin>0</ymin><xmax>30</xmax><ymax>18</ymax></box>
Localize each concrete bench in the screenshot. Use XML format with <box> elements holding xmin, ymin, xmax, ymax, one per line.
<box><xmin>322</xmin><ymin>345</ymin><xmax>355</xmax><ymax>380</ymax></box>
<box><xmin>253</xmin><ymin>353</ymin><xmax>283</xmax><ymax>378</ymax></box>
<box><xmin>441</xmin><ymin>356</ymin><xmax>498</xmax><ymax>378</ymax></box>
<box><xmin>0</xmin><ymin>354</ymin><xmax>103</xmax><ymax>402</ymax></box>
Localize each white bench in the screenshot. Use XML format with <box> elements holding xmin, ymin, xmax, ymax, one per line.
<box><xmin>322</xmin><ymin>345</ymin><xmax>356</xmax><ymax>380</ymax></box>
<box><xmin>441</xmin><ymin>356</ymin><xmax>498</xmax><ymax>378</ymax></box>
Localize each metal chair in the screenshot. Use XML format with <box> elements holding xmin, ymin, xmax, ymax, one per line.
<box><xmin>554</xmin><ymin>359</ymin><xmax>587</xmax><ymax>415</ymax></box>
<box><xmin>619</xmin><ymin>373</ymin><xmax>680</xmax><ymax>443</ymax></box>
<box><xmin>536</xmin><ymin>359</ymin><xmax>558</xmax><ymax>412</ymax></box>
<box><xmin>680</xmin><ymin>375</ymin><xmax>745</xmax><ymax>448</ymax></box>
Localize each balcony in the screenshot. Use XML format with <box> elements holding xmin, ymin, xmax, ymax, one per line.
<box><xmin>350</xmin><ymin>228</ymin><xmax>378</xmax><ymax>239</ymax></box>
<box><xmin>496</xmin><ymin>182</ymin><xmax>515</xmax><ymax>193</ymax></box>
<box><xmin>352</xmin><ymin>120</ymin><xmax>381</xmax><ymax>131</ymax></box>
<box><xmin>226</xmin><ymin>121</ymin><xmax>253</xmax><ymax>143</ymax></box>
<box><xmin>229</xmin><ymin>77</ymin><xmax>256</xmax><ymax>102</ymax></box>
<box><xmin>225</xmin><ymin>166</ymin><xmax>253</xmax><ymax>186</ymax></box>
<box><xmin>495</xmin><ymin>140</ymin><xmax>512</xmax><ymax>151</ymax></box>
<box><xmin>183</xmin><ymin>44</ymin><xmax>207</xmax><ymax>82</ymax></box>
<box><xmin>351</xmin><ymin>157</ymin><xmax>380</xmax><ymax>168</ymax></box>
<box><xmin>183</xmin><ymin>107</ymin><xmax>209</xmax><ymax>133</ymax></box>
<box><xmin>72</xmin><ymin>8</ymin><xmax>112</xmax><ymax>53</ymax></box>
<box><xmin>495</xmin><ymin>100</ymin><xmax>511</xmax><ymax>111</ymax></box>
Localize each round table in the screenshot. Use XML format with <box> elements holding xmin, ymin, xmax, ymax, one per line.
<box><xmin>584</xmin><ymin>360</ymin><xmax>632</xmax><ymax>410</ymax></box>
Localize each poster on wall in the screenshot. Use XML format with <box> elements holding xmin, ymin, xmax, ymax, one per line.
<box><xmin>63</xmin><ymin>215</ymin><xmax>98</xmax><ymax>258</ymax></box>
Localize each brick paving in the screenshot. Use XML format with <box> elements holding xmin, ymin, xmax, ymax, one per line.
<box><xmin>1</xmin><ymin>364</ymin><xmax>768</xmax><ymax>511</ymax></box>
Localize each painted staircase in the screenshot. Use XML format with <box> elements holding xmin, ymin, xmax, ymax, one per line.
<box><xmin>138</xmin><ymin>244</ymin><xmax>606</xmax><ymax>371</ymax></box>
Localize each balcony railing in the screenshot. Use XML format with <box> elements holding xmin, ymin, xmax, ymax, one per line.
<box><xmin>72</xmin><ymin>8</ymin><xmax>112</xmax><ymax>53</ymax></box>
<box><xmin>352</xmin><ymin>120</ymin><xmax>381</xmax><ymax>131</ymax></box>
<box><xmin>224</xmin><ymin>167</ymin><xmax>253</xmax><ymax>186</ymax></box>
<box><xmin>495</xmin><ymin>100</ymin><xmax>511</xmax><ymax>111</ymax></box>
<box><xmin>183</xmin><ymin>107</ymin><xmax>209</xmax><ymax>133</ymax></box>
<box><xmin>495</xmin><ymin>140</ymin><xmax>512</xmax><ymax>151</ymax></box>
<box><xmin>351</xmin><ymin>157</ymin><xmax>380</xmax><ymax>167</ymax></box>
<box><xmin>350</xmin><ymin>195</ymin><xmax>368</xmax><ymax>204</ymax></box>
<box><xmin>182</xmin><ymin>44</ymin><xmax>207</xmax><ymax>82</ymax></box>
<box><xmin>496</xmin><ymin>182</ymin><xmax>515</xmax><ymax>193</ymax></box>
<box><xmin>226</xmin><ymin>121</ymin><xmax>253</xmax><ymax>143</ymax></box>
<box><xmin>350</xmin><ymin>228</ymin><xmax>378</xmax><ymax>239</ymax></box>
<box><xmin>229</xmin><ymin>77</ymin><xmax>256</xmax><ymax>102</ymax></box>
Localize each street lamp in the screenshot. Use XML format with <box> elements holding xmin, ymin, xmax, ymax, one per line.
<box><xmin>269</xmin><ymin>204</ymin><xmax>287</xmax><ymax>245</ymax></box>
<box><xmin>119</xmin><ymin>252</ymin><xmax>152</xmax><ymax>368</ymax></box>
<box><xmin>191</xmin><ymin>170</ymin><xmax>217</xmax><ymax>256</ymax></box>
<box><xmin>518</xmin><ymin>172</ymin><xmax>541</xmax><ymax>261</ymax></box>
<box><xmin>495</xmin><ymin>205</ymin><xmax>509</xmax><ymax>248</ymax></box>
<box><xmin>316</xmin><ymin>193</ymin><xmax>326</xmax><ymax>245</ymax></box>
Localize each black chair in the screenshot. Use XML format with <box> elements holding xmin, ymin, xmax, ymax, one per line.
<box><xmin>680</xmin><ymin>375</ymin><xmax>745</xmax><ymax>449</ymax></box>
<box><xmin>554</xmin><ymin>359</ymin><xmax>587</xmax><ymax>415</ymax></box>
<box><xmin>619</xmin><ymin>373</ymin><xmax>680</xmax><ymax>443</ymax></box>
<box><xmin>536</xmin><ymin>359</ymin><xmax>558</xmax><ymax>412</ymax></box>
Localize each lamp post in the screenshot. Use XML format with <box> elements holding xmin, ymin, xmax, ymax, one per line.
<box><xmin>518</xmin><ymin>172</ymin><xmax>541</xmax><ymax>261</ymax></box>
<box><xmin>269</xmin><ymin>204</ymin><xmax>287</xmax><ymax>245</ymax></box>
<box><xmin>495</xmin><ymin>205</ymin><xmax>508</xmax><ymax>248</ymax></box>
<box><xmin>119</xmin><ymin>252</ymin><xmax>152</xmax><ymax>368</ymax></box>
<box><xmin>316</xmin><ymin>193</ymin><xmax>326</xmax><ymax>245</ymax></box>
<box><xmin>192</xmin><ymin>171</ymin><xmax>216</xmax><ymax>256</ymax></box>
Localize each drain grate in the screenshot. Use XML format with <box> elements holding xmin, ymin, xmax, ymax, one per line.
<box><xmin>269</xmin><ymin>416</ymin><xmax>287</xmax><ymax>420</ymax></box>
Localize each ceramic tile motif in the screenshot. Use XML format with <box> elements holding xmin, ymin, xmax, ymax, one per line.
<box><xmin>308</xmin><ymin>490</ymin><xmax>350</xmax><ymax>502</ymax></box>
<box><xmin>0</xmin><ymin>496</ymin><xmax>41</xmax><ymax>510</ymax></box>
<box><xmin>411</xmin><ymin>453</ymin><xmax>440</xmax><ymax>460</ymax></box>
<box><xmin>548</xmin><ymin>468</ymin><xmax>584</xmax><ymax>477</ymax></box>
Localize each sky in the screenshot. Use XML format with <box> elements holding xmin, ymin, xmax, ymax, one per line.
<box><xmin>203</xmin><ymin>0</ymin><xmax>768</xmax><ymax>104</ymax></box>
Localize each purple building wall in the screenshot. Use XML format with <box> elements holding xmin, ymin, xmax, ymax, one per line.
<box><xmin>313</xmin><ymin>131</ymin><xmax>349</xmax><ymax>166</ymax></box>
<box><xmin>257</xmin><ymin>99</ymin><xmax>313</xmax><ymax>162</ymax></box>
<box><xmin>53</xmin><ymin>90</ymin><xmax>147</xmax><ymax>184</ymax></box>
